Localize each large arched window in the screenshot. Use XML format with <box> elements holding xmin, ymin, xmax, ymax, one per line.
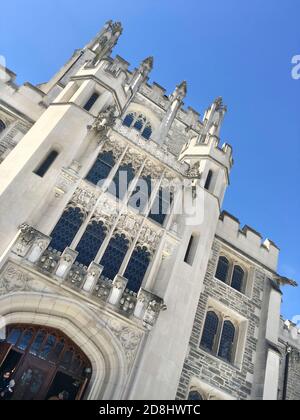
<box><xmin>124</xmin><ymin>246</ymin><xmax>151</xmax><ymax>293</ymax></box>
<box><xmin>100</xmin><ymin>234</ymin><xmax>130</xmax><ymax>280</ymax></box>
<box><xmin>149</xmin><ymin>187</ymin><xmax>174</xmax><ymax>226</ymax></box>
<box><xmin>110</xmin><ymin>163</ymin><xmax>136</xmax><ymax>200</ymax></box>
<box><xmin>188</xmin><ymin>390</ymin><xmax>204</xmax><ymax>401</ymax></box>
<box><xmin>0</xmin><ymin>119</ymin><xmax>6</xmax><ymax>134</ymax></box>
<box><xmin>122</xmin><ymin>112</ymin><xmax>152</xmax><ymax>140</ymax></box>
<box><xmin>76</xmin><ymin>221</ymin><xmax>107</xmax><ymax>266</ymax></box>
<box><xmin>200</xmin><ymin>311</ymin><xmax>219</xmax><ymax>352</ymax></box>
<box><xmin>50</xmin><ymin>207</ymin><xmax>84</xmax><ymax>252</ymax></box>
<box><xmin>215</xmin><ymin>256</ymin><xmax>229</xmax><ymax>283</ymax></box>
<box><xmin>86</xmin><ymin>151</ymin><xmax>116</xmax><ymax>186</ymax></box>
<box><xmin>218</xmin><ymin>321</ymin><xmax>236</xmax><ymax>363</ymax></box>
<box><xmin>128</xmin><ymin>175</ymin><xmax>152</xmax><ymax>212</ymax></box>
<box><xmin>231</xmin><ymin>266</ymin><xmax>245</xmax><ymax>293</ymax></box>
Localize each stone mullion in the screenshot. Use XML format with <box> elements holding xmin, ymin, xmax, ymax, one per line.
<box><xmin>144</xmin><ymin>185</ymin><xmax>182</xmax><ymax>290</ymax></box>
<box><xmin>118</xmin><ymin>170</ymin><xmax>166</xmax><ymax>277</ymax></box>
<box><xmin>93</xmin><ymin>158</ymin><xmax>147</xmax><ymax>264</ymax></box>
<box><xmin>70</xmin><ymin>145</ymin><xmax>129</xmax><ymax>250</ymax></box>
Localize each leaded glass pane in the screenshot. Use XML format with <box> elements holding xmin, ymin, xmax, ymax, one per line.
<box><xmin>7</xmin><ymin>328</ymin><xmax>21</xmax><ymax>346</ymax></box>
<box><xmin>188</xmin><ymin>391</ymin><xmax>203</xmax><ymax>401</ymax></box>
<box><xmin>18</xmin><ymin>330</ymin><xmax>34</xmax><ymax>351</ymax></box>
<box><xmin>218</xmin><ymin>321</ymin><xmax>235</xmax><ymax>362</ymax></box>
<box><xmin>76</xmin><ymin>221</ymin><xmax>107</xmax><ymax>266</ymax></box>
<box><xmin>231</xmin><ymin>266</ymin><xmax>244</xmax><ymax>292</ymax></box>
<box><xmin>133</xmin><ymin>117</ymin><xmax>145</xmax><ymax>131</ymax></box>
<box><xmin>101</xmin><ymin>234</ymin><xmax>129</xmax><ymax>280</ymax></box>
<box><xmin>40</xmin><ymin>335</ymin><xmax>56</xmax><ymax>360</ymax></box>
<box><xmin>129</xmin><ymin>175</ymin><xmax>152</xmax><ymax>212</ymax></box>
<box><xmin>123</xmin><ymin>113</ymin><xmax>135</xmax><ymax>127</ymax></box>
<box><xmin>110</xmin><ymin>164</ymin><xmax>136</xmax><ymax>200</ymax></box>
<box><xmin>200</xmin><ymin>311</ymin><xmax>219</xmax><ymax>351</ymax></box>
<box><xmin>124</xmin><ymin>246</ymin><xmax>151</xmax><ymax>293</ymax></box>
<box><xmin>30</xmin><ymin>331</ymin><xmax>46</xmax><ymax>356</ymax></box>
<box><xmin>149</xmin><ymin>187</ymin><xmax>173</xmax><ymax>226</ymax></box>
<box><xmin>142</xmin><ymin>125</ymin><xmax>152</xmax><ymax>140</ymax></box>
<box><xmin>50</xmin><ymin>207</ymin><xmax>84</xmax><ymax>252</ymax></box>
<box><xmin>0</xmin><ymin>119</ymin><xmax>6</xmax><ymax>133</ymax></box>
<box><xmin>86</xmin><ymin>151</ymin><xmax>115</xmax><ymax>186</ymax></box>
<box><xmin>215</xmin><ymin>256</ymin><xmax>229</xmax><ymax>283</ymax></box>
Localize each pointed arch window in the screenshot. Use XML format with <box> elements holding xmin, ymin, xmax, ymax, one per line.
<box><xmin>83</xmin><ymin>92</ymin><xmax>99</xmax><ymax>112</ymax></box>
<box><xmin>215</xmin><ymin>256</ymin><xmax>229</xmax><ymax>283</ymax></box>
<box><xmin>50</xmin><ymin>207</ymin><xmax>84</xmax><ymax>252</ymax></box>
<box><xmin>200</xmin><ymin>311</ymin><xmax>219</xmax><ymax>352</ymax></box>
<box><xmin>218</xmin><ymin>321</ymin><xmax>236</xmax><ymax>363</ymax></box>
<box><xmin>129</xmin><ymin>174</ymin><xmax>152</xmax><ymax>212</ymax></box>
<box><xmin>188</xmin><ymin>390</ymin><xmax>204</xmax><ymax>401</ymax></box>
<box><xmin>100</xmin><ymin>234</ymin><xmax>130</xmax><ymax>280</ymax></box>
<box><xmin>122</xmin><ymin>112</ymin><xmax>152</xmax><ymax>140</ymax></box>
<box><xmin>231</xmin><ymin>266</ymin><xmax>245</xmax><ymax>293</ymax></box>
<box><xmin>0</xmin><ymin>119</ymin><xmax>6</xmax><ymax>133</ymax></box>
<box><xmin>110</xmin><ymin>163</ymin><xmax>136</xmax><ymax>200</ymax></box>
<box><xmin>86</xmin><ymin>151</ymin><xmax>116</xmax><ymax>186</ymax></box>
<box><xmin>124</xmin><ymin>246</ymin><xmax>151</xmax><ymax>293</ymax></box>
<box><xmin>76</xmin><ymin>221</ymin><xmax>107</xmax><ymax>266</ymax></box>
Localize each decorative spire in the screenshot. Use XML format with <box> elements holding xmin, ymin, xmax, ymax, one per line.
<box><xmin>140</xmin><ymin>56</ymin><xmax>154</xmax><ymax>76</ymax></box>
<box><xmin>200</xmin><ymin>96</ymin><xmax>227</xmax><ymax>140</ymax></box>
<box><xmin>127</xmin><ymin>56</ymin><xmax>154</xmax><ymax>96</ymax></box>
<box><xmin>170</xmin><ymin>81</ymin><xmax>187</xmax><ymax>102</ymax></box>
<box><xmin>89</xmin><ymin>20</ymin><xmax>123</xmax><ymax>66</ymax></box>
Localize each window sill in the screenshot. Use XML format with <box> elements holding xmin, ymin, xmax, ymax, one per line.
<box><xmin>213</xmin><ymin>277</ymin><xmax>251</xmax><ymax>300</ymax></box>
<box><xmin>199</xmin><ymin>346</ymin><xmax>242</xmax><ymax>372</ymax></box>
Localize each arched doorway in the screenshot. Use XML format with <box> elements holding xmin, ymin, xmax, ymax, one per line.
<box><xmin>0</xmin><ymin>324</ymin><xmax>92</xmax><ymax>400</ymax></box>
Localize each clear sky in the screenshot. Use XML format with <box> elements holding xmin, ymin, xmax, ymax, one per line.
<box><xmin>0</xmin><ymin>0</ymin><xmax>299</xmax><ymax>319</ymax></box>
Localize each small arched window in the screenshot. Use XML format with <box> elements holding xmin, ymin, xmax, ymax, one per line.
<box><xmin>124</xmin><ymin>246</ymin><xmax>151</xmax><ymax>293</ymax></box>
<box><xmin>83</xmin><ymin>92</ymin><xmax>99</xmax><ymax>112</ymax></box>
<box><xmin>188</xmin><ymin>390</ymin><xmax>204</xmax><ymax>401</ymax></box>
<box><xmin>34</xmin><ymin>150</ymin><xmax>59</xmax><ymax>178</ymax></box>
<box><xmin>122</xmin><ymin>112</ymin><xmax>152</xmax><ymax>140</ymax></box>
<box><xmin>0</xmin><ymin>119</ymin><xmax>6</xmax><ymax>134</ymax></box>
<box><xmin>231</xmin><ymin>266</ymin><xmax>245</xmax><ymax>292</ymax></box>
<box><xmin>100</xmin><ymin>234</ymin><xmax>130</xmax><ymax>280</ymax></box>
<box><xmin>218</xmin><ymin>321</ymin><xmax>236</xmax><ymax>363</ymax></box>
<box><xmin>76</xmin><ymin>221</ymin><xmax>107</xmax><ymax>266</ymax></box>
<box><xmin>86</xmin><ymin>150</ymin><xmax>116</xmax><ymax>186</ymax></box>
<box><xmin>50</xmin><ymin>207</ymin><xmax>84</xmax><ymax>252</ymax></box>
<box><xmin>204</xmin><ymin>170</ymin><xmax>214</xmax><ymax>191</ymax></box>
<box><xmin>200</xmin><ymin>311</ymin><xmax>219</xmax><ymax>352</ymax></box>
<box><xmin>215</xmin><ymin>256</ymin><xmax>229</xmax><ymax>283</ymax></box>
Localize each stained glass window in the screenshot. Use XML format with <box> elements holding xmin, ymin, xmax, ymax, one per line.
<box><xmin>129</xmin><ymin>175</ymin><xmax>152</xmax><ymax>212</ymax></box>
<box><xmin>0</xmin><ymin>119</ymin><xmax>6</xmax><ymax>133</ymax></box>
<box><xmin>215</xmin><ymin>256</ymin><xmax>229</xmax><ymax>283</ymax></box>
<box><xmin>200</xmin><ymin>311</ymin><xmax>219</xmax><ymax>352</ymax></box>
<box><xmin>231</xmin><ymin>266</ymin><xmax>245</xmax><ymax>292</ymax></box>
<box><xmin>149</xmin><ymin>187</ymin><xmax>173</xmax><ymax>226</ymax></box>
<box><xmin>188</xmin><ymin>391</ymin><xmax>203</xmax><ymax>401</ymax></box>
<box><xmin>50</xmin><ymin>207</ymin><xmax>84</xmax><ymax>252</ymax></box>
<box><xmin>83</xmin><ymin>92</ymin><xmax>99</xmax><ymax>111</ymax></box>
<box><xmin>124</xmin><ymin>246</ymin><xmax>151</xmax><ymax>293</ymax></box>
<box><xmin>18</xmin><ymin>329</ymin><xmax>34</xmax><ymax>351</ymax></box>
<box><xmin>110</xmin><ymin>163</ymin><xmax>136</xmax><ymax>200</ymax></box>
<box><xmin>133</xmin><ymin>117</ymin><xmax>145</xmax><ymax>131</ymax></box>
<box><xmin>34</xmin><ymin>150</ymin><xmax>59</xmax><ymax>178</ymax></box>
<box><xmin>76</xmin><ymin>221</ymin><xmax>107</xmax><ymax>266</ymax></box>
<box><xmin>7</xmin><ymin>328</ymin><xmax>21</xmax><ymax>346</ymax></box>
<box><xmin>218</xmin><ymin>321</ymin><xmax>235</xmax><ymax>363</ymax></box>
<box><xmin>123</xmin><ymin>113</ymin><xmax>135</xmax><ymax>127</ymax></box>
<box><xmin>86</xmin><ymin>151</ymin><xmax>115</xmax><ymax>186</ymax></box>
<box><xmin>100</xmin><ymin>234</ymin><xmax>130</xmax><ymax>280</ymax></box>
<box><xmin>142</xmin><ymin>124</ymin><xmax>152</xmax><ymax>140</ymax></box>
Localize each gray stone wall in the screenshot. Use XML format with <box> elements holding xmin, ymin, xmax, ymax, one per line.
<box><xmin>176</xmin><ymin>239</ymin><xmax>266</xmax><ymax>400</ymax></box>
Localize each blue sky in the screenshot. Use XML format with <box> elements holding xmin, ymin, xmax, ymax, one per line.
<box><xmin>0</xmin><ymin>0</ymin><xmax>299</xmax><ymax>318</ymax></box>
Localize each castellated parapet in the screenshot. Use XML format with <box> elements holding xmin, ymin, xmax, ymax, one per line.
<box><xmin>217</xmin><ymin>211</ymin><xmax>280</xmax><ymax>271</ymax></box>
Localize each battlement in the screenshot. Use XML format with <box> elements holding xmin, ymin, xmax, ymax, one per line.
<box><xmin>216</xmin><ymin>211</ymin><xmax>280</xmax><ymax>271</ymax></box>
<box><xmin>279</xmin><ymin>318</ymin><xmax>300</xmax><ymax>349</ymax></box>
<box><xmin>179</xmin><ymin>135</ymin><xmax>234</xmax><ymax>170</ymax></box>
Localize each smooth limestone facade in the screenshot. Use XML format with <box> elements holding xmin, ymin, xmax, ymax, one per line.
<box><xmin>0</xmin><ymin>21</ymin><xmax>298</xmax><ymax>400</ymax></box>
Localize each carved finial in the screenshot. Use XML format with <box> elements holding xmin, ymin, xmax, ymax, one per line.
<box><xmin>90</xmin><ymin>20</ymin><xmax>123</xmax><ymax>66</ymax></box>
<box><xmin>171</xmin><ymin>81</ymin><xmax>187</xmax><ymax>102</ymax></box>
<box><xmin>214</xmin><ymin>96</ymin><xmax>227</xmax><ymax>112</ymax></box>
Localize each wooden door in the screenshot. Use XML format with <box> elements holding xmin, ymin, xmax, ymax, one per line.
<box><xmin>12</xmin><ymin>354</ymin><xmax>56</xmax><ymax>400</ymax></box>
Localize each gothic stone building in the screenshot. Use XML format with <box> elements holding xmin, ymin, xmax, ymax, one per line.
<box><xmin>0</xmin><ymin>21</ymin><xmax>298</xmax><ymax>400</ymax></box>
